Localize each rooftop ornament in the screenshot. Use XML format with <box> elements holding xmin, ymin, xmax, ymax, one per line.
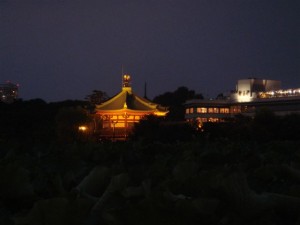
<box><xmin>122</xmin><ymin>74</ymin><xmax>131</xmax><ymax>88</ymax></box>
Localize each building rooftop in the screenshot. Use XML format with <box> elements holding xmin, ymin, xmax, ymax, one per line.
<box><xmin>95</xmin><ymin>75</ymin><xmax>168</xmax><ymax>115</ymax></box>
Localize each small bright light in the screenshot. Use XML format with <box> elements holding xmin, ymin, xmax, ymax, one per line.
<box><xmin>123</xmin><ymin>74</ymin><xmax>130</xmax><ymax>80</ymax></box>
<box><xmin>78</xmin><ymin>126</ymin><xmax>87</xmax><ymax>131</ymax></box>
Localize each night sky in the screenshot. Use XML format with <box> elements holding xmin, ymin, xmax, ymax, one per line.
<box><xmin>1</xmin><ymin>0</ymin><xmax>299</xmax><ymax>102</ymax></box>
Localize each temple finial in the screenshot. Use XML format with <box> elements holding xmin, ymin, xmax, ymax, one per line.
<box><xmin>122</xmin><ymin>74</ymin><xmax>131</xmax><ymax>88</ymax></box>
<box><xmin>144</xmin><ymin>82</ymin><xmax>148</xmax><ymax>99</ymax></box>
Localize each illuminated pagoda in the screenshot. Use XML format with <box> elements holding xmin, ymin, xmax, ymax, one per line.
<box><xmin>95</xmin><ymin>74</ymin><xmax>168</xmax><ymax>140</ymax></box>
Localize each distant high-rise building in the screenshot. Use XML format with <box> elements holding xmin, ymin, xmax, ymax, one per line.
<box><xmin>0</xmin><ymin>81</ymin><xmax>18</xmax><ymax>103</ymax></box>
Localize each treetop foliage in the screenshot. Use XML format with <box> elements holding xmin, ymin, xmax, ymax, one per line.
<box><xmin>153</xmin><ymin>86</ymin><xmax>203</xmax><ymax>121</ymax></box>
<box><xmin>85</xmin><ymin>90</ymin><xmax>109</xmax><ymax>105</ymax></box>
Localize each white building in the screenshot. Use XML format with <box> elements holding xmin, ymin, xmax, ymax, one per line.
<box><xmin>185</xmin><ymin>78</ymin><xmax>300</xmax><ymax>126</ymax></box>
<box><xmin>231</xmin><ymin>78</ymin><xmax>281</xmax><ymax>102</ymax></box>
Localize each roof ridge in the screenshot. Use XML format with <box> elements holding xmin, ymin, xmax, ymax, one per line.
<box><xmin>95</xmin><ymin>89</ymin><xmax>126</xmax><ymax>109</ymax></box>
<box><xmin>133</xmin><ymin>92</ymin><xmax>157</xmax><ymax>109</ymax></box>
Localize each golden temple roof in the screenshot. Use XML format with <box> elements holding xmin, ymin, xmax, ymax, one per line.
<box><xmin>95</xmin><ymin>75</ymin><xmax>168</xmax><ymax>115</ymax></box>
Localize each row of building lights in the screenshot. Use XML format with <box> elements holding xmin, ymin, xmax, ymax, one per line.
<box><xmin>259</xmin><ymin>88</ymin><xmax>300</xmax><ymax>98</ymax></box>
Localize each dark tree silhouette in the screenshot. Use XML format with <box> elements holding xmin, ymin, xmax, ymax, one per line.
<box><xmin>55</xmin><ymin>106</ymin><xmax>92</xmax><ymax>143</ymax></box>
<box><xmin>0</xmin><ymin>99</ymin><xmax>89</xmax><ymax>144</ymax></box>
<box><xmin>153</xmin><ymin>86</ymin><xmax>203</xmax><ymax>121</ymax></box>
<box><xmin>130</xmin><ymin>114</ymin><xmax>196</xmax><ymax>143</ymax></box>
<box><xmin>85</xmin><ymin>90</ymin><xmax>109</xmax><ymax>105</ymax></box>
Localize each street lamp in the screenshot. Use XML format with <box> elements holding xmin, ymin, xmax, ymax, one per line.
<box><xmin>78</xmin><ymin>126</ymin><xmax>88</xmax><ymax>131</ymax></box>
<box><xmin>78</xmin><ymin>125</ymin><xmax>88</xmax><ymax>141</ymax></box>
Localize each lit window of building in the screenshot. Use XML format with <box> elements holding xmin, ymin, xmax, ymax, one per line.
<box><xmin>184</xmin><ymin>78</ymin><xmax>300</xmax><ymax>126</ymax></box>
<box><xmin>231</xmin><ymin>106</ymin><xmax>241</xmax><ymax>113</ymax></box>
<box><xmin>220</xmin><ymin>108</ymin><xmax>230</xmax><ymax>113</ymax></box>
<box><xmin>197</xmin><ymin>107</ymin><xmax>207</xmax><ymax>113</ymax></box>
<box><xmin>208</xmin><ymin>108</ymin><xmax>219</xmax><ymax>113</ymax></box>
<box><xmin>208</xmin><ymin>118</ymin><xmax>219</xmax><ymax>122</ymax></box>
<box><xmin>201</xmin><ymin>118</ymin><xmax>208</xmax><ymax>122</ymax></box>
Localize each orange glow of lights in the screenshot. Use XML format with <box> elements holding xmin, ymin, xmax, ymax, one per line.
<box><xmin>78</xmin><ymin>126</ymin><xmax>88</xmax><ymax>131</ymax></box>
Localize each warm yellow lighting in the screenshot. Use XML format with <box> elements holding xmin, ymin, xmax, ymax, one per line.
<box><xmin>154</xmin><ymin>111</ymin><xmax>168</xmax><ymax>116</ymax></box>
<box><xmin>197</xmin><ymin>107</ymin><xmax>207</xmax><ymax>113</ymax></box>
<box><xmin>259</xmin><ymin>88</ymin><xmax>300</xmax><ymax>99</ymax></box>
<box><xmin>115</xmin><ymin>122</ymin><xmax>125</xmax><ymax>128</ymax></box>
<box><xmin>78</xmin><ymin>126</ymin><xmax>88</xmax><ymax>131</ymax></box>
<box><xmin>123</xmin><ymin>74</ymin><xmax>130</xmax><ymax>81</ymax></box>
<box><xmin>236</xmin><ymin>95</ymin><xmax>253</xmax><ymax>102</ymax></box>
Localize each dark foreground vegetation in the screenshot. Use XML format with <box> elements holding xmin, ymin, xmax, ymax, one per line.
<box><xmin>1</xmin><ymin>100</ymin><xmax>300</xmax><ymax>225</ymax></box>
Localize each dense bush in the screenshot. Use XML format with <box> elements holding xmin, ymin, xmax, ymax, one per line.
<box><xmin>0</xmin><ymin>139</ymin><xmax>299</xmax><ymax>225</ymax></box>
<box><xmin>201</xmin><ymin>111</ymin><xmax>300</xmax><ymax>143</ymax></box>
<box><xmin>1</xmin><ymin>102</ymin><xmax>300</xmax><ymax>224</ymax></box>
